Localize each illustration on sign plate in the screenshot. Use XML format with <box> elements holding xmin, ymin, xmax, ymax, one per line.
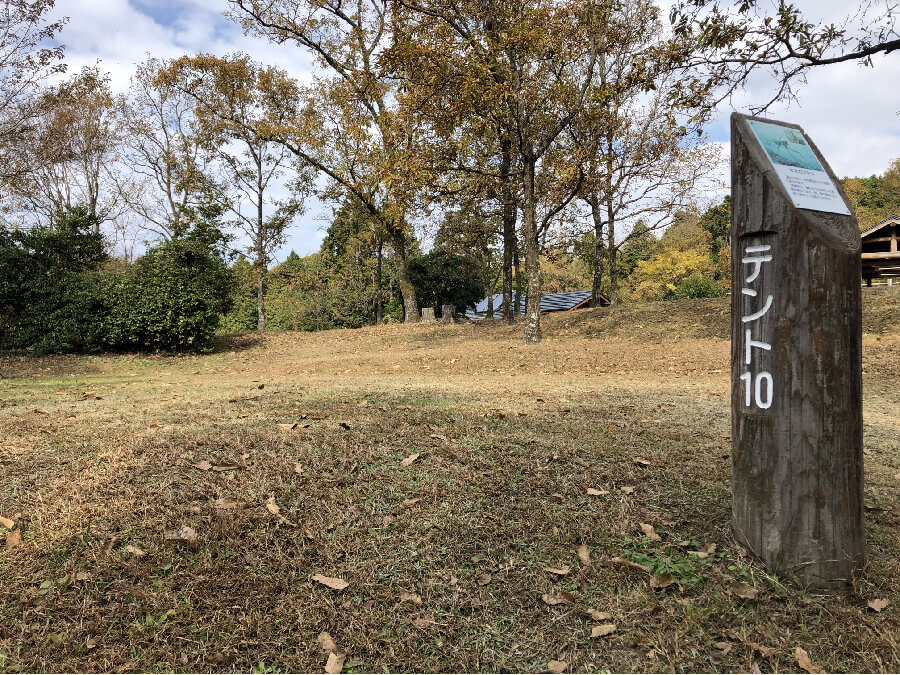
<box><xmin>749</xmin><ymin>120</ymin><xmax>825</xmax><ymax>172</ymax></box>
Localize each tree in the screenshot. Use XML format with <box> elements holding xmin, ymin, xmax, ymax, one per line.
<box><xmin>670</xmin><ymin>1</ymin><xmax>900</xmax><ymax>111</ymax></box>
<box><xmin>408</xmin><ymin>249</ymin><xmax>486</xmax><ymax>316</ymax></box>
<box><xmin>2</xmin><ymin>66</ymin><xmax>122</xmax><ymax>230</ymax></box>
<box><xmin>117</xmin><ymin>57</ymin><xmax>225</xmax><ymax>242</ymax></box>
<box><xmin>842</xmin><ymin>159</ymin><xmax>900</xmax><ymax>229</ymax></box>
<box><xmin>225</xmin><ymin>0</ymin><xmax>422</xmax><ymax>323</ymax></box>
<box><xmin>162</xmin><ymin>54</ymin><xmax>312</xmax><ymax>332</ymax></box>
<box><xmin>0</xmin><ymin>0</ymin><xmax>67</xmax><ymax>184</ymax></box>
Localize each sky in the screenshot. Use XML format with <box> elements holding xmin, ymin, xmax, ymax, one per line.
<box><xmin>48</xmin><ymin>0</ymin><xmax>900</xmax><ymax>261</ymax></box>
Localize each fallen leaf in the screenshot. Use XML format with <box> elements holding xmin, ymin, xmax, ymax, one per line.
<box><xmin>586</xmin><ymin>488</ymin><xmax>608</xmax><ymax>496</ymax></box>
<box><xmin>547</xmin><ymin>660</ymin><xmax>568</xmax><ymax>673</ymax></box>
<box><xmin>633</xmin><ymin>457</ymin><xmax>651</xmax><ymax>466</ymax></box>
<box><xmin>294</xmin><ymin>463</ymin><xmax>304</xmax><ymax>475</ymax></box>
<box><xmin>193</xmin><ymin>460</ymin><xmax>212</xmax><ymax>471</ymax></box>
<box><xmin>317</xmin><ymin>632</ymin><xmax>338</xmax><ymax>653</ymax></box>
<box><xmin>0</xmin><ymin>515</ymin><xmax>14</xmax><ymax>529</ymax></box>
<box><xmin>402</xmin><ymin>498</ymin><xmax>421</xmax><ymax>508</ymax></box>
<box><xmin>125</xmin><ymin>544</ymin><xmax>146</xmax><ymax>557</ymax></box>
<box><xmin>591</xmin><ymin>623</ymin><xmax>617</xmax><ymax>638</ymax></box>
<box><xmin>164</xmin><ymin>525</ymin><xmax>197</xmax><ymax>545</ymax></box>
<box><xmin>313</xmin><ymin>574</ymin><xmax>349</xmax><ymax>590</ymax></box>
<box><xmin>214</xmin><ymin>497</ymin><xmax>247</xmax><ymax>510</ymax></box>
<box><xmin>212</xmin><ymin>464</ymin><xmax>239</xmax><ymax>472</ymax></box>
<box><xmin>6</xmin><ymin>529</ymin><xmax>22</xmax><ymax>548</ymax></box>
<box><xmin>640</xmin><ymin>523</ymin><xmax>662</xmax><ymax>542</ymax></box>
<box><xmin>543</xmin><ymin>565</ymin><xmax>571</xmax><ymax>576</ymax></box>
<box><xmin>795</xmin><ymin>646</ymin><xmax>825</xmax><ymax>674</ymax></box>
<box><xmin>748</xmin><ymin>642</ymin><xmax>774</xmax><ymax>658</ymax></box>
<box><xmin>650</xmin><ymin>573</ymin><xmax>675</xmax><ymax>589</ymax></box>
<box><xmin>399</xmin><ymin>590</ymin><xmax>423</xmax><ymax>605</ymax></box>
<box><xmin>715</xmin><ymin>642</ymin><xmax>732</xmax><ymax>655</ymax></box>
<box><xmin>401</xmin><ymin>453</ymin><xmax>420</xmax><ymax>467</ymax></box>
<box><xmin>477</xmin><ymin>573</ymin><xmax>492</xmax><ymax>586</ymax></box>
<box><xmin>577</xmin><ymin>544</ymin><xmax>591</xmax><ymax>567</ymax></box>
<box><xmin>542</xmin><ymin>592</ymin><xmax>575</xmax><ymax>605</ymax></box>
<box><xmin>621</xmin><ymin>486</ymin><xmax>634</xmax><ymax>495</ymax></box>
<box><xmin>868</xmin><ymin>598</ymin><xmax>889</xmax><ymax>612</ymax></box>
<box><xmin>429</xmin><ymin>433</ymin><xmax>448</xmax><ymax>442</ymax></box>
<box><xmin>610</xmin><ymin>556</ymin><xmax>651</xmax><ymax>574</ymax></box>
<box><xmin>689</xmin><ymin>550</ymin><xmax>709</xmax><ymax>559</ymax></box>
<box><xmin>412</xmin><ymin>614</ymin><xmax>436</xmax><ymax>628</ymax></box>
<box><xmin>75</xmin><ymin>571</ymin><xmax>91</xmax><ymax>581</ymax></box>
<box><xmin>325</xmin><ymin>651</ymin><xmax>346</xmax><ymax>674</ymax></box>
<box><xmin>732</xmin><ymin>582</ymin><xmax>758</xmax><ymax>600</ymax></box>
<box><xmin>586</xmin><ymin>609</ymin><xmax>612</xmax><ymax>621</ymax></box>
<box><xmin>265</xmin><ymin>498</ymin><xmax>281</xmax><ymax>516</ymax></box>
<box><xmin>85</xmin><ymin>636</ymin><xmax>98</xmax><ymax>649</ymax></box>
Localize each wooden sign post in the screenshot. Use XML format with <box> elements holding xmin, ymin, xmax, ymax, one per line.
<box><xmin>731</xmin><ymin>114</ymin><xmax>864</xmax><ymax>587</ymax></box>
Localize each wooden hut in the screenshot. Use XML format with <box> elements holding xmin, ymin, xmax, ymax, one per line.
<box><xmin>861</xmin><ymin>215</ymin><xmax>900</xmax><ymax>286</ymax></box>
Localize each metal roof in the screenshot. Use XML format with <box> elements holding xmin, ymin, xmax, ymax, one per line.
<box><xmin>861</xmin><ymin>215</ymin><xmax>899</xmax><ymax>238</ymax></box>
<box><xmin>465</xmin><ymin>290</ymin><xmax>601</xmax><ymax>319</ymax></box>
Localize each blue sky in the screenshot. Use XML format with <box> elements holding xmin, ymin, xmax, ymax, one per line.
<box><xmin>50</xmin><ymin>0</ymin><xmax>900</xmax><ymax>260</ymax></box>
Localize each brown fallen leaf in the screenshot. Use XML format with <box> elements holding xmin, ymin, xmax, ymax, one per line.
<box><xmin>543</xmin><ymin>565</ymin><xmax>571</xmax><ymax>576</ymax></box>
<box><xmin>402</xmin><ymin>498</ymin><xmax>421</xmax><ymax>508</ymax></box>
<box><xmin>294</xmin><ymin>463</ymin><xmax>304</xmax><ymax>475</ymax></box>
<box><xmin>317</xmin><ymin>632</ymin><xmax>338</xmax><ymax>653</ymax></box>
<box><xmin>715</xmin><ymin>642</ymin><xmax>732</xmax><ymax>655</ymax></box>
<box><xmin>577</xmin><ymin>544</ymin><xmax>591</xmax><ymax>567</ymax></box>
<box><xmin>325</xmin><ymin>651</ymin><xmax>346</xmax><ymax>674</ymax></box>
<box><xmin>633</xmin><ymin>457</ymin><xmax>651</xmax><ymax>466</ymax></box>
<box><xmin>795</xmin><ymin>646</ymin><xmax>825</xmax><ymax>674</ymax></box>
<box><xmin>0</xmin><ymin>515</ymin><xmax>14</xmax><ymax>529</ymax></box>
<box><xmin>868</xmin><ymin>598</ymin><xmax>889</xmax><ymax>612</ymax></box>
<box><xmin>650</xmin><ymin>573</ymin><xmax>675</xmax><ymax>589</ymax></box>
<box><xmin>640</xmin><ymin>523</ymin><xmax>662</xmax><ymax>542</ymax></box>
<box><xmin>212</xmin><ymin>464</ymin><xmax>239</xmax><ymax>472</ymax></box>
<box><xmin>621</xmin><ymin>486</ymin><xmax>635</xmax><ymax>495</ymax></box>
<box><xmin>610</xmin><ymin>556</ymin><xmax>651</xmax><ymax>574</ymax></box>
<box><xmin>748</xmin><ymin>642</ymin><xmax>774</xmax><ymax>658</ymax></box>
<box><xmin>193</xmin><ymin>460</ymin><xmax>212</xmax><ymax>471</ymax></box>
<box><xmin>542</xmin><ymin>592</ymin><xmax>575</xmax><ymax>606</ymax></box>
<box><xmin>85</xmin><ymin>636</ymin><xmax>98</xmax><ymax>650</ymax></box>
<box><xmin>586</xmin><ymin>609</ymin><xmax>612</xmax><ymax>621</ymax></box>
<box><xmin>399</xmin><ymin>590</ymin><xmax>423</xmax><ymax>605</ymax></box>
<box><xmin>401</xmin><ymin>453</ymin><xmax>420</xmax><ymax>467</ymax></box>
<box><xmin>125</xmin><ymin>544</ymin><xmax>146</xmax><ymax>557</ymax></box>
<box><xmin>163</xmin><ymin>525</ymin><xmax>197</xmax><ymax>545</ymax></box>
<box><xmin>732</xmin><ymin>582</ymin><xmax>758</xmax><ymax>600</ymax></box>
<box><xmin>412</xmin><ymin>614</ymin><xmax>436</xmax><ymax>628</ymax></box>
<box><xmin>214</xmin><ymin>497</ymin><xmax>247</xmax><ymax>510</ymax></box>
<box><xmin>689</xmin><ymin>550</ymin><xmax>709</xmax><ymax>559</ymax></box>
<box><xmin>313</xmin><ymin>574</ymin><xmax>349</xmax><ymax>590</ymax></box>
<box><xmin>6</xmin><ymin>529</ymin><xmax>22</xmax><ymax>548</ymax></box>
<box><xmin>586</xmin><ymin>488</ymin><xmax>608</xmax><ymax>496</ymax></box>
<box><xmin>547</xmin><ymin>660</ymin><xmax>568</xmax><ymax>673</ymax></box>
<box><xmin>265</xmin><ymin>498</ymin><xmax>281</xmax><ymax>516</ymax></box>
<box><xmin>591</xmin><ymin>623</ymin><xmax>617</xmax><ymax>638</ymax></box>
<box><xmin>477</xmin><ymin>573</ymin><xmax>492</xmax><ymax>586</ymax></box>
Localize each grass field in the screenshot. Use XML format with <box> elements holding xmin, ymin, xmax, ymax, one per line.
<box><xmin>1</xmin><ymin>289</ymin><xmax>898</xmax><ymax>673</ymax></box>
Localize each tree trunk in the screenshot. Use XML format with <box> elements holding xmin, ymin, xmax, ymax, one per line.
<box><xmin>487</xmin><ymin>293</ymin><xmax>494</xmax><ymax>318</ymax></box>
<box><xmin>513</xmin><ymin>243</ymin><xmax>521</xmax><ymax>320</ymax></box>
<box><xmin>257</xmin><ymin>266</ymin><xmax>266</xmax><ymax>332</ymax></box>
<box><xmin>589</xmin><ymin>195</ymin><xmax>605</xmax><ymax>307</ymax></box>
<box><xmin>522</xmin><ymin>156</ymin><xmax>542</xmax><ymax>344</ymax></box>
<box><xmin>606</xmin><ymin>197</ymin><xmax>619</xmax><ymax>305</ymax></box>
<box><xmin>500</xmin><ymin>136</ymin><xmax>516</xmax><ymax>324</ymax></box>
<box><xmin>390</xmin><ymin>228</ymin><xmax>419</xmax><ymax>323</ymax></box>
<box><xmin>375</xmin><ymin>236</ymin><xmax>383</xmax><ymax>324</ymax></box>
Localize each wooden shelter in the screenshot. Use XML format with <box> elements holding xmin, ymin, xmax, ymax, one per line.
<box><xmin>861</xmin><ymin>215</ymin><xmax>900</xmax><ymax>285</ymax></box>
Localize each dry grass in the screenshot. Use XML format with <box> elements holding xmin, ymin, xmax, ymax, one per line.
<box><xmin>1</xmin><ymin>288</ymin><xmax>898</xmax><ymax>673</ymax></box>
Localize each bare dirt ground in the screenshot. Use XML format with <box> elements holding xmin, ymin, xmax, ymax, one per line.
<box><xmin>1</xmin><ymin>289</ymin><xmax>898</xmax><ymax>673</ymax></box>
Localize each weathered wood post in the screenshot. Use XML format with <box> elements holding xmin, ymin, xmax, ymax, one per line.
<box><xmin>421</xmin><ymin>307</ymin><xmax>436</xmax><ymax>323</ymax></box>
<box><xmin>441</xmin><ymin>304</ymin><xmax>456</xmax><ymax>323</ymax></box>
<box><xmin>731</xmin><ymin>114</ymin><xmax>864</xmax><ymax>587</ymax></box>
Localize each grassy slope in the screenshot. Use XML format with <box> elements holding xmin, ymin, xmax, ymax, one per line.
<box><xmin>0</xmin><ymin>288</ymin><xmax>898</xmax><ymax>673</ymax></box>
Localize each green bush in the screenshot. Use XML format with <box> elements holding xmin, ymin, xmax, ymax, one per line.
<box><xmin>664</xmin><ymin>274</ymin><xmax>728</xmax><ymax>300</ymax></box>
<box><xmin>0</xmin><ymin>207</ymin><xmax>109</xmax><ymax>354</ymax></box>
<box><xmin>105</xmin><ymin>240</ymin><xmax>234</xmax><ymax>352</ymax></box>
<box><xmin>408</xmin><ymin>249</ymin><xmax>486</xmax><ymax>316</ymax></box>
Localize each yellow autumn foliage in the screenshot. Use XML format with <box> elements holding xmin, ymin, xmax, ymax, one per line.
<box><xmin>630</xmin><ymin>247</ymin><xmax>716</xmax><ymax>301</ymax></box>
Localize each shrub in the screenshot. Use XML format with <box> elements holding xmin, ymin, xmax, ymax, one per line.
<box><xmin>408</xmin><ymin>249</ymin><xmax>486</xmax><ymax>316</ymax></box>
<box><xmin>105</xmin><ymin>240</ymin><xmax>234</xmax><ymax>352</ymax></box>
<box><xmin>665</xmin><ymin>274</ymin><xmax>728</xmax><ymax>300</ymax></box>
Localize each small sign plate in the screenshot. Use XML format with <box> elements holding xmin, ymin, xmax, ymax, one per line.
<box><xmin>748</xmin><ymin>120</ymin><xmax>851</xmax><ymax>215</ymax></box>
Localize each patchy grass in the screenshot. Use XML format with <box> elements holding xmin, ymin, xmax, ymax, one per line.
<box><xmin>1</xmin><ymin>288</ymin><xmax>898</xmax><ymax>673</ymax></box>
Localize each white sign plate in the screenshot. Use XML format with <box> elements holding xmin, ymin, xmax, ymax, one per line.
<box><xmin>748</xmin><ymin>120</ymin><xmax>851</xmax><ymax>215</ymax></box>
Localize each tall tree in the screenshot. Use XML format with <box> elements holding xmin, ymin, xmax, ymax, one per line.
<box><xmin>163</xmin><ymin>54</ymin><xmax>312</xmax><ymax>332</ymax></box>
<box><xmin>0</xmin><ymin>0</ymin><xmax>67</xmax><ymax>186</ymax></box>
<box><xmin>225</xmin><ymin>0</ymin><xmax>422</xmax><ymax>323</ymax></box>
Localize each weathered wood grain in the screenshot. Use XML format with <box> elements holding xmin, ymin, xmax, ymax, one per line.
<box><xmin>731</xmin><ymin>113</ymin><xmax>864</xmax><ymax>588</ymax></box>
